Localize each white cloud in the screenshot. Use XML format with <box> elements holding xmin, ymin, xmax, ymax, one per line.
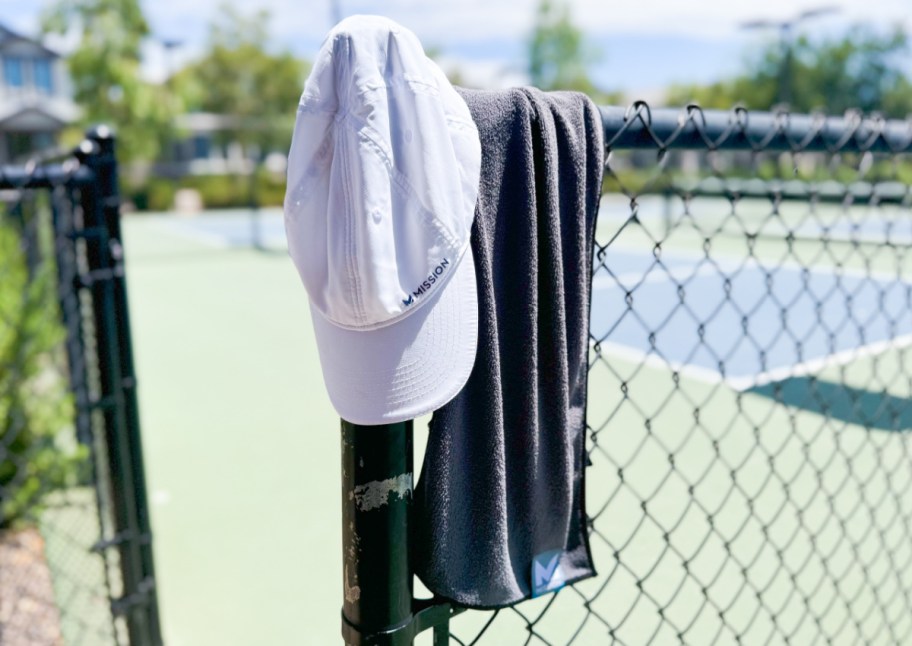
<box><xmin>435</xmin><ymin>55</ymin><xmax>529</xmax><ymax>88</ymax></box>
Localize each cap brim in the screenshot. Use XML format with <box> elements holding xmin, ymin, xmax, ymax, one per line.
<box><xmin>310</xmin><ymin>250</ymin><xmax>478</xmax><ymax>425</ymax></box>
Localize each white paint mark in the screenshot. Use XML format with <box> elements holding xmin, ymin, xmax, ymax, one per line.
<box><xmin>151</xmin><ymin>490</ymin><xmax>171</xmax><ymax>506</ymax></box>
<box><xmin>344</xmin><ymin>565</ymin><xmax>361</xmax><ymax>604</ymax></box>
<box><xmin>349</xmin><ymin>473</ymin><xmax>413</xmax><ymax>512</ymax></box>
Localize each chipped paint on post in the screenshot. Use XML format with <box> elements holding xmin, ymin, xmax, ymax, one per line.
<box><xmin>344</xmin><ymin>565</ymin><xmax>361</xmax><ymax>604</ymax></box>
<box><xmin>349</xmin><ymin>473</ymin><xmax>413</xmax><ymax>512</ymax></box>
<box><xmin>341</xmin><ymin>420</ymin><xmax>413</xmax><ymax>640</ymax></box>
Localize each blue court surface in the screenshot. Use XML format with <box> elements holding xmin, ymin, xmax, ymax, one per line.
<box><xmin>162</xmin><ymin>208</ymin><xmax>289</xmax><ymax>250</ymax></box>
<box><xmin>591</xmin><ymin>247</ymin><xmax>912</xmax><ymax>390</ymax></box>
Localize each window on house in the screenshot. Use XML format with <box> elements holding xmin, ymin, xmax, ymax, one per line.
<box><xmin>193</xmin><ymin>135</ymin><xmax>211</xmax><ymax>160</ymax></box>
<box><xmin>33</xmin><ymin>59</ymin><xmax>53</xmax><ymax>93</ymax></box>
<box><xmin>3</xmin><ymin>57</ymin><xmax>23</xmax><ymax>88</ymax></box>
<box><xmin>6</xmin><ymin>133</ymin><xmax>33</xmax><ymax>160</ymax></box>
<box><xmin>33</xmin><ymin>132</ymin><xmax>54</xmax><ymax>150</ymax></box>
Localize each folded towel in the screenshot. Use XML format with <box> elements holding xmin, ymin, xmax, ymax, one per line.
<box><xmin>413</xmin><ymin>86</ymin><xmax>604</xmax><ymax>608</ymax></box>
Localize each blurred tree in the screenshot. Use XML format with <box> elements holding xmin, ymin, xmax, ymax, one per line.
<box><xmin>0</xmin><ymin>210</ymin><xmax>85</xmax><ymax>529</ymax></box>
<box><xmin>42</xmin><ymin>0</ymin><xmax>175</xmax><ymax>162</ymax></box>
<box><xmin>667</xmin><ymin>25</ymin><xmax>912</xmax><ymax>117</ymax></box>
<box><xmin>527</xmin><ymin>0</ymin><xmax>621</xmax><ymax>102</ymax></box>
<box><xmin>172</xmin><ymin>5</ymin><xmax>308</xmax><ymax>153</ymax></box>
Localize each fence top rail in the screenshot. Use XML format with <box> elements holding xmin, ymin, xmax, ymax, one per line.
<box><xmin>0</xmin><ymin>163</ymin><xmax>94</xmax><ymax>191</ymax></box>
<box><xmin>601</xmin><ymin>103</ymin><xmax>912</xmax><ymax>154</ymax></box>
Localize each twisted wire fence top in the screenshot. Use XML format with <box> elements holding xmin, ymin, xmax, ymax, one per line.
<box><xmin>445</xmin><ymin>103</ymin><xmax>912</xmax><ymax>645</ymax></box>
<box><xmin>602</xmin><ymin>103</ymin><xmax>912</xmax><ymax>154</ymax></box>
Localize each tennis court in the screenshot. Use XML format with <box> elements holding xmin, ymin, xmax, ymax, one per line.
<box><xmin>126</xmin><ymin>193</ymin><xmax>912</xmax><ymax>644</ymax></box>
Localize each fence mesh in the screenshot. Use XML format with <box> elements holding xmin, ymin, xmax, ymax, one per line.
<box><xmin>444</xmin><ymin>105</ymin><xmax>912</xmax><ymax>645</ymax></box>
<box><xmin>0</xmin><ymin>164</ymin><xmax>128</xmax><ymax>645</ymax></box>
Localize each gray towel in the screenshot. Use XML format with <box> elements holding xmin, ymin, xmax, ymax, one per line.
<box><xmin>414</xmin><ymin>86</ymin><xmax>604</xmax><ymax>608</ymax></box>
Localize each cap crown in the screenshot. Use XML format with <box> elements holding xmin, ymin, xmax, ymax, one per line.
<box><xmin>284</xmin><ymin>15</ymin><xmax>481</xmax><ymax>331</ymax></box>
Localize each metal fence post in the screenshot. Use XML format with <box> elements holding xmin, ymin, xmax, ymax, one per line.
<box><xmin>341</xmin><ymin>421</ymin><xmax>414</xmax><ymax>645</ymax></box>
<box><xmin>76</xmin><ymin>127</ymin><xmax>163</xmax><ymax>646</ymax></box>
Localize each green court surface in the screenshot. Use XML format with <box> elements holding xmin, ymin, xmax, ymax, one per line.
<box><xmin>123</xmin><ymin>206</ymin><xmax>912</xmax><ymax>645</ymax></box>
<box><xmin>41</xmin><ymin>487</ymin><xmax>118</xmax><ymax>646</ymax></box>
<box><xmin>124</xmin><ymin>214</ymin><xmax>342</xmax><ymax>645</ymax></box>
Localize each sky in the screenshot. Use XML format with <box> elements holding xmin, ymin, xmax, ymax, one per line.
<box><xmin>2</xmin><ymin>0</ymin><xmax>911</xmax><ymax>97</ymax></box>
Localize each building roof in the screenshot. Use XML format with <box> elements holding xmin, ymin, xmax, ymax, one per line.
<box><xmin>0</xmin><ymin>23</ymin><xmax>59</xmax><ymax>58</ymax></box>
<box><xmin>0</xmin><ymin>97</ymin><xmax>80</xmax><ymax>130</ymax></box>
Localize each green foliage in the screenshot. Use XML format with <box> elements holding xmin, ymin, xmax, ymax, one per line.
<box><xmin>172</xmin><ymin>5</ymin><xmax>307</xmax><ymax>152</ymax></box>
<box><xmin>41</xmin><ymin>0</ymin><xmax>175</xmax><ymax>163</ymax></box>
<box><xmin>127</xmin><ymin>169</ymin><xmax>286</xmax><ymax>211</ymax></box>
<box><xmin>527</xmin><ymin>0</ymin><xmax>621</xmax><ymax>102</ymax></box>
<box><xmin>666</xmin><ymin>25</ymin><xmax>912</xmax><ymax>118</ymax></box>
<box><xmin>183</xmin><ymin>174</ymin><xmax>251</xmax><ymax>210</ymax></box>
<box><xmin>0</xmin><ymin>209</ymin><xmax>86</xmax><ymax>529</ymax></box>
<box><xmin>665</xmin><ymin>76</ymin><xmax>776</xmax><ymax>114</ymax></box>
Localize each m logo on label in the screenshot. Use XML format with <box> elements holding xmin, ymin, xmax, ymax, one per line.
<box><xmin>402</xmin><ymin>294</ymin><xmax>415</xmax><ymax>307</ymax></box>
<box><xmin>531</xmin><ymin>550</ymin><xmax>566</xmax><ymax>597</ymax></box>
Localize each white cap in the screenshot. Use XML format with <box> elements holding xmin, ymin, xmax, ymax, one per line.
<box><xmin>284</xmin><ymin>15</ymin><xmax>481</xmax><ymax>425</ymax></box>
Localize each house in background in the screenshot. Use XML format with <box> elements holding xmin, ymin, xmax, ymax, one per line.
<box><xmin>0</xmin><ymin>24</ymin><xmax>79</xmax><ymax>163</ymax></box>
<box><xmin>170</xmin><ymin>112</ymin><xmax>256</xmax><ymax>176</ymax></box>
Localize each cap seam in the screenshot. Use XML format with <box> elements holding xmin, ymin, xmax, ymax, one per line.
<box><xmin>354</xmin><ymin>75</ymin><xmax>441</xmax><ymax>98</ymax></box>
<box><xmin>349</xmin><ymin>116</ymin><xmax>462</xmax><ymax>250</ymax></box>
<box><xmin>340</xmin><ymin>131</ymin><xmax>365</xmax><ymax>324</ymax></box>
<box><xmin>284</xmin><ymin>127</ymin><xmax>333</xmax><ymax>218</ymax></box>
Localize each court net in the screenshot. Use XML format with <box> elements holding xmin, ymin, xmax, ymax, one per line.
<box><xmin>443</xmin><ymin>104</ymin><xmax>912</xmax><ymax>645</ymax></box>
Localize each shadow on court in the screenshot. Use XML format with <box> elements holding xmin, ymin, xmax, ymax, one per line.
<box><xmin>749</xmin><ymin>377</ymin><xmax>912</xmax><ymax>432</ymax></box>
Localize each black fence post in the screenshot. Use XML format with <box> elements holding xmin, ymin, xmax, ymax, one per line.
<box><xmin>76</xmin><ymin>127</ymin><xmax>163</xmax><ymax>646</ymax></box>
<box><xmin>341</xmin><ymin>421</ymin><xmax>414</xmax><ymax>645</ymax></box>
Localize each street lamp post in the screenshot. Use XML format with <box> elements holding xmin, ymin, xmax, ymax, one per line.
<box><xmin>740</xmin><ymin>6</ymin><xmax>841</xmax><ymax>106</ymax></box>
<box><xmin>158</xmin><ymin>37</ymin><xmax>183</xmax><ymax>181</ymax></box>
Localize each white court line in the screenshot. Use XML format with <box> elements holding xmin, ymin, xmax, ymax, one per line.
<box><xmin>149</xmin><ymin>219</ymin><xmax>236</xmax><ymax>249</ymax></box>
<box><xmin>593</xmin><ymin>334</ymin><xmax>912</xmax><ymax>392</ymax></box>
<box><xmin>591</xmin><ymin>340</ymin><xmax>727</xmax><ymax>388</ymax></box>
<box><xmin>725</xmin><ymin>333</ymin><xmax>912</xmax><ymax>391</ymax></box>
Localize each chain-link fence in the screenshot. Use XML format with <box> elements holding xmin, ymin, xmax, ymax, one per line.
<box><xmin>410</xmin><ymin>104</ymin><xmax>912</xmax><ymax>645</ymax></box>
<box><xmin>0</xmin><ymin>131</ymin><xmax>161</xmax><ymax>646</ymax></box>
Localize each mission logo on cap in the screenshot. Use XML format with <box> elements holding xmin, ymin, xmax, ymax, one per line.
<box><xmin>284</xmin><ymin>15</ymin><xmax>482</xmax><ymax>425</ymax></box>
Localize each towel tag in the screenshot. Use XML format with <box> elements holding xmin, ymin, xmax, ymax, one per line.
<box><xmin>531</xmin><ymin>550</ymin><xmax>567</xmax><ymax>597</ymax></box>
